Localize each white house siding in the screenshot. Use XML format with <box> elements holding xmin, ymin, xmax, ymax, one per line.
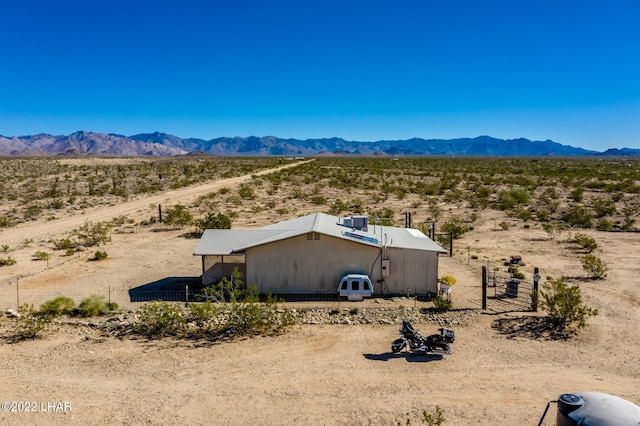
<box><xmin>246</xmin><ymin>233</ymin><xmax>381</xmax><ymax>294</ymax></box>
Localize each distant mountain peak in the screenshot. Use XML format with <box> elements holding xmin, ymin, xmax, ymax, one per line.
<box><xmin>0</xmin><ymin>132</ymin><xmax>634</xmax><ymax>157</ymax></box>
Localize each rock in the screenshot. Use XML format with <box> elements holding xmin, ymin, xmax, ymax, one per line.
<box><xmin>5</xmin><ymin>309</ymin><xmax>20</xmax><ymax>318</ymax></box>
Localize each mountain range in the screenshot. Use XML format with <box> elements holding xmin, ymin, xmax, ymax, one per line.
<box><xmin>1</xmin><ymin>131</ymin><xmax>639</xmax><ymax>157</ymax></box>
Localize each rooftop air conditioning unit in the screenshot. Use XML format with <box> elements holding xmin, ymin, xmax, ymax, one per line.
<box><xmin>352</xmin><ymin>216</ymin><xmax>368</xmax><ymax>231</ymax></box>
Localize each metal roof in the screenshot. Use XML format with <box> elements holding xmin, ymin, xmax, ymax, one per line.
<box><xmin>193</xmin><ymin>212</ymin><xmax>447</xmax><ymax>255</ymax></box>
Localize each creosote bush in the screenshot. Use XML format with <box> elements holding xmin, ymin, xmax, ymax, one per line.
<box><xmin>78</xmin><ymin>295</ymin><xmax>111</xmax><ymax>317</ymax></box>
<box><xmin>573</xmin><ymin>233</ymin><xmax>597</xmax><ymax>253</ymax></box>
<box><xmin>11</xmin><ymin>304</ymin><xmax>51</xmax><ymax>340</ymax></box>
<box><xmin>39</xmin><ymin>296</ymin><xmax>75</xmax><ymax>317</ymax></box>
<box><xmin>137</xmin><ymin>301</ymin><xmax>186</xmax><ymax>337</ymax></box>
<box><xmin>92</xmin><ymin>250</ymin><xmax>108</xmax><ymax>261</ymax></box>
<box><xmin>0</xmin><ymin>256</ymin><xmax>17</xmax><ymax>266</ymax></box>
<box><xmin>136</xmin><ymin>270</ymin><xmax>296</xmax><ymax>339</ymax></box>
<box><xmin>580</xmin><ymin>254</ymin><xmax>608</xmax><ymax>279</ymax></box>
<box><xmin>539</xmin><ymin>278</ymin><xmax>598</xmax><ymax>331</ymax></box>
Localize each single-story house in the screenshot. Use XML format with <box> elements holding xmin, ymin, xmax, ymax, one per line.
<box><xmin>193</xmin><ymin>212</ymin><xmax>446</xmax><ymax>297</ymax></box>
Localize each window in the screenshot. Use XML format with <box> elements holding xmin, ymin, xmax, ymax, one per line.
<box><xmin>351</xmin><ymin>280</ymin><xmax>360</xmax><ymax>291</ymax></box>
<box><xmin>363</xmin><ymin>281</ymin><xmax>370</xmax><ymax>291</ymax></box>
<box><xmin>340</xmin><ymin>281</ymin><xmax>347</xmax><ymax>290</ymax></box>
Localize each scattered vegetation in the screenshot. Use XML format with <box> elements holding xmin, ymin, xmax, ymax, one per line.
<box><xmin>135</xmin><ymin>269</ymin><xmax>297</xmax><ymax>340</ymax></box>
<box><xmin>0</xmin><ymin>256</ymin><xmax>17</xmax><ymax>266</ymax></box>
<box><xmin>398</xmin><ymin>405</ymin><xmax>446</xmax><ymax>426</ymax></box>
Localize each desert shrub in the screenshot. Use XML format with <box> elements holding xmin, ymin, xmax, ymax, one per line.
<box><xmin>349</xmin><ymin>307</ymin><xmax>360</xmax><ymax>315</ymax></box>
<box><xmin>592</xmin><ymin>196</ymin><xmax>617</xmax><ymax>218</ymax></box>
<box><xmin>136</xmin><ymin>301</ymin><xmax>186</xmax><ymax>337</ymax></box>
<box><xmin>498</xmin><ymin>188</ymin><xmax>530</xmax><ymax>210</ymax></box>
<box><xmin>0</xmin><ymin>256</ymin><xmax>17</xmax><ymax>266</ymax></box>
<box><xmin>198</xmin><ymin>270</ymin><xmax>296</xmax><ymax>338</ymax></box>
<box><xmin>0</xmin><ymin>214</ymin><xmax>16</xmax><ymax>228</ymax></box>
<box><xmin>72</xmin><ymin>220</ymin><xmax>111</xmax><ymax>246</ymax></box>
<box><xmin>53</xmin><ymin>238</ymin><xmax>73</xmax><ymax>250</ymax></box>
<box><xmin>580</xmin><ymin>254</ymin><xmax>608</xmax><ymax>279</ymax></box>
<box><xmin>187</xmin><ymin>301</ymin><xmax>220</xmax><ymax>325</ymax></box>
<box><xmin>539</xmin><ymin>278</ymin><xmax>598</xmax><ymax>330</ymax></box>
<box><xmin>77</xmin><ymin>295</ymin><xmax>110</xmax><ymax>317</ymax></box>
<box><xmin>39</xmin><ymin>296</ymin><xmax>75</xmax><ymax>317</ymax></box>
<box><xmin>11</xmin><ymin>304</ymin><xmax>50</xmax><ymax>340</ymax></box>
<box><xmin>499</xmin><ymin>221</ymin><xmax>510</xmax><ymax>230</ymax></box>
<box><xmin>421</xmin><ymin>406</ymin><xmax>446</xmax><ymax>426</ymax></box>
<box><xmin>561</xmin><ymin>205</ymin><xmax>593</xmax><ymax>228</ymax></box>
<box><xmin>573</xmin><ymin>233</ymin><xmax>597</xmax><ymax>253</ymax></box>
<box><xmin>163</xmin><ymin>204</ymin><xmax>193</xmax><ymax>228</ymax></box>
<box><xmin>542</xmin><ymin>222</ymin><xmax>565</xmax><ymax>239</ymax></box>
<box><xmin>432</xmin><ymin>296</ymin><xmax>452</xmax><ymax>311</ymax></box>
<box><xmin>1</xmin><ymin>244</ymin><xmax>8</xmax><ymax>253</ymax></box>
<box><xmin>310</xmin><ymin>196</ymin><xmax>327</xmax><ymax>205</ymax></box>
<box><xmin>329</xmin><ymin>199</ymin><xmax>349</xmax><ymax>215</ymax></box>
<box><xmin>569</xmin><ymin>187</ymin><xmax>584</xmax><ymax>202</ymax></box>
<box><xmin>194</xmin><ymin>212</ymin><xmax>232</xmax><ymax>236</ymax></box>
<box><xmin>238</xmin><ymin>183</ymin><xmax>256</xmax><ymax>200</ymax></box>
<box><xmin>92</xmin><ymin>250</ymin><xmax>108</xmax><ymax>260</ymax></box>
<box><xmin>398</xmin><ymin>405</ymin><xmax>446</xmax><ymax>426</ymax></box>
<box><xmin>369</xmin><ymin>208</ymin><xmax>395</xmax><ymax>226</ymax></box>
<box><xmin>509</xmin><ymin>266</ymin><xmax>525</xmax><ymax>280</ymax></box>
<box><xmin>621</xmin><ymin>204</ymin><xmax>638</xmax><ymax>231</ymax></box>
<box><xmin>34</xmin><ymin>251</ymin><xmax>51</xmax><ymax>261</ymax></box>
<box><xmin>440</xmin><ymin>217</ymin><xmax>469</xmax><ymax>239</ymax></box>
<box><xmin>597</xmin><ymin>219</ymin><xmax>614</xmax><ymax>231</ymax></box>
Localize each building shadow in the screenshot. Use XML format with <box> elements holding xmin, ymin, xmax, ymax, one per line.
<box><xmin>128</xmin><ymin>276</ymin><xmax>203</xmax><ymax>302</ymax></box>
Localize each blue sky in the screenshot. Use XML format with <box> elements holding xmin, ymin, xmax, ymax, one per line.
<box><xmin>1</xmin><ymin>1</ymin><xmax>639</xmax><ymax>151</ymax></box>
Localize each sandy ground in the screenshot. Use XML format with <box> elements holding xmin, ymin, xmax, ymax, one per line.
<box><xmin>1</xmin><ymin>163</ymin><xmax>640</xmax><ymax>425</ymax></box>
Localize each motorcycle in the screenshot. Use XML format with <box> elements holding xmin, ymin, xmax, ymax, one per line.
<box><xmin>391</xmin><ymin>321</ymin><xmax>455</xmax><ymax>356</ymax></box>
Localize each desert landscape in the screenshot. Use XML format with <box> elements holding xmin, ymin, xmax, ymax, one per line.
<box><xmin>1</xmin><ymin>156</ymin><xmax>639</xmax><ymax>425</ymax></box>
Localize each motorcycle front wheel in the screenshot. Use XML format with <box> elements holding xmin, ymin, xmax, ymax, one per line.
<box><xmin>391</xmin><ymin>338</ymin><xmax>406</xmax><ymax>353</ymax></box>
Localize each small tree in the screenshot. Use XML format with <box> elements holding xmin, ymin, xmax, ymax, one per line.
<box><xmin>540</xmin><ymin>278</ymin><xmax>598</xmax><ymax>330</ymax></box>
<box><xmin>580</xmin><ymin>254</ymin><xmax>608</xmax><ymax>279</ymax></box>
<box><xmin>441</xmin><ymin>217</ymin><xmax>469</xmax><ymax>239</ymax></box>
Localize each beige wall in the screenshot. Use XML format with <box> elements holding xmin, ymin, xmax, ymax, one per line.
<box><xmin>380</xmin><ymin>248</ymin><xmax>439</xmax><ymax>296</ymax></box>
<box><xmin>240</xmin><ymin>233</ymin><xmax>440</xmax><ymax>296</ymax></box>
<box><xmin>246</xmin><ymin>233</ymin><xmax>380</xmax><ymax>294</ymax></box>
